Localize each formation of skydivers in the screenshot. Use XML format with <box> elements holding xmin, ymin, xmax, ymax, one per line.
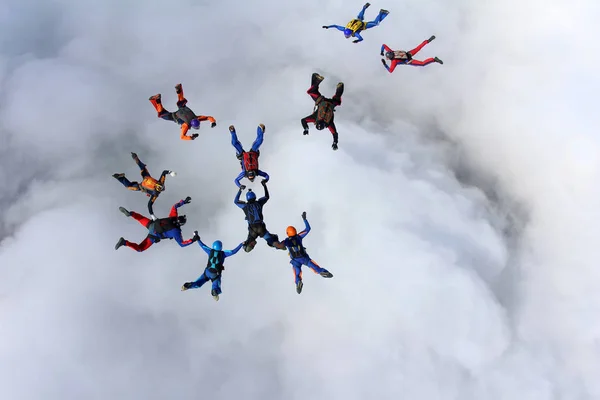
<box><xmin>112</xmin><ymin>3</ymin><xmax>442</xmax><ymax>301</ymax></box>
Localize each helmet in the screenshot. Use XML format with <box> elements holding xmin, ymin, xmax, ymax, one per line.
<box><xmin>344</xmin><ymin>28</ymin><xmax>353</xmax><ymax>38</ymax></box>
<box><xmin>385</xmin><ymin>51</ymin><xmax>395</xmax><ymax>60</ymax></box>
<box><xmin>286</xmin><ymin>226</ymin><xmax>297</xmax><ymax>237</ymax></box>
<box><xmin>246</xmin><ymin>190</ymin><xmax>256</xmax><ymax>201</ymax></box>
<box><xmin>316</xmin><ymin>120</ymin><xmax>326</xmax><ymax>130</ymax></box>
<box><xmin>190</xmin><ymin>119</ymin><xmax>200</xmax><ymax>129</ymax></box>
<box><xmin>155</xmin><ymin>183</ymin><xmax>164</xmax><ymax>192</ymax></box>
<box><xmin>177</xmin><ymin>215</ymin><xmax>187</xmax><ymax>226</ymax></box>
<box><xmin>247</xmin><ymin>170</ymin><xmax>256</xmax><ymax>181</ymax></box>
<box><xmin>212</xmin><ymin>240</ymin><xmax>222</xmax><ymax>251</ymax></box>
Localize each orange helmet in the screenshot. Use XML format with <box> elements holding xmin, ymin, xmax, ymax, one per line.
<box><xmin>286</xmin><ymin>226</ymin><xmax>297</xmax><ymax>237</ymax></box>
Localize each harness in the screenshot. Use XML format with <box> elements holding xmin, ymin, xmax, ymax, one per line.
<box><xmin>173</xmin><ymin>106</ymin><xmax>197</xmax><ymax>126</ymax></box>
<box><xmin>314</xmin><ymin>97</ymin><xmax>335</xmax><ymax>125</ymax></box>
<box><xmin>206</xmin><ymin>249</ymin><xmax>225</xmax><ymax>279</ymax></box>
<box><xmin>393</xmin><ymin>50</ymin><xmax>413</xmax><ymax>62</ymax></box>
<box><xmin>242</xmin><ymin>151</ymin><xmax>259</xmax><ymax>172</ymax></box>
<box><xmin>345</xmin><ymin>19</ymin><xmax>365</xmax><ymax>34</ymax></box>
<box><xmin>140</xmin><ymin>176</ymin><xmax>159</xmax><ymax>192</ymax></box>
<box><xmin>287</xmin><ymin>237</ymin><xmax>307</xmax><ymax>259</ymax></box>
<box><xmin>148</xmin><ymin>217</ymin><xmax>178</xmax><ymax>238</ymax></box>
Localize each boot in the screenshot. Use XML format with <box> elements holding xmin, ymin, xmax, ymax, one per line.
<box><xmin>118</xmin><ymin>207</ymin><xmax>131</xmax><ymax>217</ymax></box>
<box><xmin>211</xmin><ymin>289</ymin><xmax>220</xmax><ymax>301</ymax></box>
<box><xmin>320</xmin><ymin>271</ymin><xmax>333</xmax><ymax>278</ymax></box>
<box><xmin>380</xmin><ymin>9</ymin><xmax>389</xmax><ymax>15</ymax></box>
<box><xmin>428</xmin><ymin>35</ymin><xmax>436</xmax><ymax>42</ymax></box>
<box><xmin>181</xmin><ymin>282</ymin><xmax>193</xmax><ymax>291</ymax></box>
<box><xmin>434</xmin><ymin>57</ymin><xmax>443</xmax><ymax>64</ymax></box>
<box><xmin>175</xmin><ymin>83</ymin><xmax>182</xmax><ymax>93</ymax></box>
<box><xmin>296</xmin><ymin>280</ymin><xmax>303</xmax><ymax>294</ymax></box>
<box><xmin>364</xmin><ymin>3</ymin><xmax>371</xmax><ymax>8</ymax></box>
<box><xmin>112</xmin><ymin>173</ymin><xmax>125</xmax><ymax>179</ymax></box>
<box><xmin>115</xmin><ymin>237</ymin><xmax>126</xmax><ymax>250</ymax></box>
<box><xmin>259</xmin><ymin>123</ymin><xmax>265</xmax><ymax>132</ymax></box>
<box><xmin>311</xmin><ymin>73</ymin><xmax>324</xmax><ymax>86</ymax></box>
<box><xmin>148</xmin><ymin>94</ymin><xmax>161</xmax><ymax>103</ymax></box>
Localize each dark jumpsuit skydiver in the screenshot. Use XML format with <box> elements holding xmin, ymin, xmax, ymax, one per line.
<box><xmin>229</xmin><ymin>124</ymin><xmax>270</xmax><ymax>188</ymax></box>
<box><xmin>301</xmin><ymin>73</ymin><xmax>344</xmax><ymax>151</ymax></box>
<box><xmin>234</xmin><ymin>180</ymin><xmax>281</xmax><ymax>253</ymax></box>
<box><xmin>112</xmin><ymin>152</ymin><xmax>173</xmax><ymax>220</ymax></box>
<box><xmin>149</xmin><ymin>83</ymin><xmax>217</xmax><ymax>141</ymax></box>
<box><xmin>114</xmin><ymin>198</ymin><xmax>197</xmax><ymax>252</ymax></box>
<box><xmin>380</xmin><ymin>36</ymin><xmax>443</xmax><ymax>73</ymax></box>
<box><xmin>322</xmin><ymin>3</ymin><xmax>389</xmax><ymax>43</ymax></box>
<box><xmin>273</xmin><ymin>212</ymin><xmax>333</xmax><ymax>294</ymax></box>
<box><xmin>181</xmin><ymin>237</ymin><xmax>244</xmax><ymax>301</ymax></box>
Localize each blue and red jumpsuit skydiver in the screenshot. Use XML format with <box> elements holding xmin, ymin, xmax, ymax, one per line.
<box><xmin>148</xmin><ymin>83</ymin><xmax>217</xmax><ymax>141</ymax></box>
<box><xmin>114</xmin><ymin>198</ymin><xmax>197</xmax><ymax>252</ymax></box>
<box><xmin>380</xmin><ymin>36</ymin><xmax>443</xmax><ymax>73</ymax></box>
<box><xmin>274</xmin><ymin>212</ymin><xmax>333</xmax><ymax>294</ymax></box>
<box><xmin>322</xmin><ymin>3</ymin><xmax>389</xmax><ymax>43</ymax></box>
<box><xmin>229</xmin><ymin>124</ymin><xmax>270</xmax><ymax>188</ymax></box>
<box><xmin>112</xmin><ymin>152</ymin><xmax>172</xmax><ymax>219</ymax></box>
<box><xmin>181</xmin><ymin>237</ymin><xmax>244</xmax><ymax>301</ymax></box>
<box><xmin>301</xmin><ymin>73</ymin><xmax>344</xmax><ymax>151</ymax></box>
<box><xmin>234</xmin><ymin>180</ymin><xmax>281</xmax><ymax>252</ymax></box>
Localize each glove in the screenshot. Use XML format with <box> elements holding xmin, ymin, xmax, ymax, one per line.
<box><xmin>322</xmin><ymin>26</ymin><xmax>328</xmax><ymax>29</ymax></box>
<box><xmin>353</xmin><ymin>39</ymin><xmax>360</xmax><ymax>43</ymax></box>
<box><xmin>184</xmin><ymin>196</ymin><xmax>192</xmax><ymax>204</ymax></box>
<box><xmin>191</xmin><ymin>133</ymin><xmax>199</xmax><ymax>139</ymax></box>
<box><xmin>303</xmin><ymin>129</ymin><xmax>309</xmax><ymax>135</ymax></box>
<box><xmin>381</xmin><ymin>59</ymin><xmax>387</xmax><ymax>66</ymax></box>
<box><xmin>151</xmin><ymin>214</ymin><xmax>157</xmax><ymax>221</ymax></box>
<box><xmin>169</xmin><ymin>171</ymin><xmax>177</xmax><ymax>177</ymax></box>
<box><xmin>261</xmin><ymin>179</ymin><xmax>268</xmax><ymax>185</ymax></box>
<box><xmin>239</xmin><ymin>185</ymin><xmax>246</xmax><ymax>190</ymax></box>
<box><xmin>229</xmin><ymin>125</ymin><xmax>235</xmax><ymax>132</ymax></box>
<box><xmin>211</xmin><ymin>122</ymin><xmax>217</xmax><ymax>128</ymax></box>
<box><xmin>332</xmin><ymin>142</ymin><xmax>338</xmax><ymax>150</ymax></box>
<box><xmin>380</xmin><ymin>51</ymin><xmax>384</xmax><ymax>56</ymax></box>
<box><xmin>302</xmin><ymin>211</ymin><xmax>307</xmax><ymax>220</ymax></box>
<box><xmin>193</xmin><ymin>230</ymin><xmax>200</xmax><ymax>241</ymax></box>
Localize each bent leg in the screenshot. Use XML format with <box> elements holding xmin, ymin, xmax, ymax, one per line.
<box><xmin>190</xmin><ymin>272</ymin><xmax>210</xmax><ymax>289</ymax></box>
<box><xmin>175</xmin><ymin>84</ymin><xmax>188</xmax><ymax>108</ymax></box>
<box><xmin>125</xmin><ymin>236</ymin><xmax>154</xmax><ymax>252</ymax></box>
<box><xmin>291</xmin><ymin>259</ymin><xmax>303</xmax><ymax>284</ymax></box>
<box><xmin>409</xmin><ymin>58</ymin><xmax>436</xmax><ymax>67</ymax></box>
<box><xmin>130</xmin><ymin>211</ymin><xmax>151</xmax><ymax>228</ymax></box>
<box><xmin>230</xmin><ymin>129</ymin><xmax>245</xmax><ymax>156</ymax></box>
<box><xmin>357</xmin><ymin>3</ymin><xmax>368</xmax><ymax>20</ymax></box>
<box><xmin>408</xmin><ymin>40</ymin><xmax>429</xmax><ymax>56</ymax></box>
<box><xmin>307</xmin><ymin>259</ymin><xmax>327</xmax><ymax>274</ymax></box>
<box><xmin>365</xmin><ymin>10</ymin><xmax>388</xmax><ymax>29</ymax></box>
<box><xmin>115</xmin><ymin>175</ymin><xmax>140</xmax><ymax>190</ymax></box>
<box><xmin>301</xmin><ymin>114</ymin><xmax>316</xmax><ymax>130</ymax></box>
<box><xmin>250</xmin><ymin>125</ymin><xmax>265</xmax><ymax>152</ymax></box>
<box><xmin>332</xmin><ymin>83</ymin><xmax>344</xmax><ymax>106</ymax></box>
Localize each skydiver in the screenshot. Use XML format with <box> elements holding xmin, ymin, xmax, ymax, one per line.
<box><xmin>322</xmin><ymin>3</ymin><xmax>389</xmax><ymax>43</ymax></box>
<box><xmin>234</xmin><ymin>180</ymin><xmax>281</xmax><ymax>253</ymax></box>
<box><xmin>301</xmin><ymin>73</ymin><xmax>344</xmax><ymax>151</ymax></box>
<box><xmin>148</xmin><ymin>83</ymin><xmax>217</xmax><ymax>141</ymax></box>
<box><xmin>114</xmin><ymin>197</ymin><xmax>197</xmax><ymax>252</ymax></box>
<box><xmin>181</xmin><ymin>234</ymin><xmax>244</xmax><ymax>301</ymax></box>
<box><xmin>273</xmin><ymin>212</ymin><xmax>333</xmax><ymax>294</ymax></box>
<box><xmin>380</xmin><ymin>36</ymin><xmax>443</xmax><ymax>73</ymax></box>
<box><xmin>112</xmin><ymin>152</ymin><xmax>175</xmax><ymax>220</ymax></box>
<box><xmin>229</xmin><ymin>124</ymin><xmax>270</xmax><ymax>188</ymax></box>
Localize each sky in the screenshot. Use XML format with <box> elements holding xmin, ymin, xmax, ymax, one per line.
<box><xmin>1</xmin><ymin>0</ymin><xmax>599</xmax><ymax>399</ymax></box>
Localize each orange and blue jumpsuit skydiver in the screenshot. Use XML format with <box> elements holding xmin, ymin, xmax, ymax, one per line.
<box><xmin>274</xmin><ymin>212</ymin><xmax>333</xmax><ymax>294</ymax></box>
<box><xmin>114</xmin><ymin>198</ymin><xmax>197</xmax><ymax>252</ymax></box>
<box><xmin>322</xmin><ymin>3</ymin><xmax>389</xmax><ymax>43</ymax></box>
<box><xmin>112</xmin><ymin>152</ymin><xmax>171</xmax><ymax>219</ymax></box>
<box><xmin>148</xmin><ymin>83</ymin><xmax>217</xmax><ymax>141</ymax></box>
<box><xmin>380</xmin><ymin>36</ymin><xmax>444</xmax><ymax>73</ymax></box>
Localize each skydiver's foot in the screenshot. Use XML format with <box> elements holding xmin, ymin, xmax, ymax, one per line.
<box><xmin>181</xmin><ymin>282</ymin><xmax>193</xmax><ymax>291</ymax></box>
<box><xmin>335</xmin><ymin>82</ymin><xmax>344</xmax><ymax>97</ymax></box>
<box><xmin>175</xmin><ymin>83</ymin><xmax>182</xmax><ymax>93</ymax></box>
<box><xmin>211</xmin><ymin>289</ymin><xmax>220</xmax><ymax>301</ymax></box>
<box><xmin>112</xmin><ymin>173</ymin><xmax>125</xmax><ymax>179</ymax></box>
<box><xmin>259</xmin><ymin>123</ymin><xmax>265</xmax><ymax>132</ymax></box>
<box><xmin>434</xmin><ymin>57</ymin><xmax>443</xmax><ymax>64</ymax></box>
<box><xmin>296</xmin><ymin>281</ymin><xmax>303</xmax><ymax>294</ymax></box>
<box><xmin>229</xmin><ymin>125</ymin><xmax>235</xmax><ymax>132</ymax></box>
<box><xmin>149</xmin><ymin>94</ymin><xmax>161</xmax><ymax>102</ymax></box>
<box><xmin>118</xmin><ymin>207</ymin><xmax>131</xmax><ymax>217</ymax></box>
<box><xmin>303</xmin><ymin>129</ymin><xmax>309</xmax><ymax>135</ymax></box>
<box><xmin>332</xmin><ymin>142</ymin><xmax>338</xmax><ymax>151</ymax></box>
<box><xmin>244</xmin><ymin>240</ymin><xmax>257</xmax><ymax>253</ymax></box>
<box><xmin>312</xmin><ymin>73</ymin><xmax>324</xmax><ymax>85</ymax></box>
<box><xmin>428</xmin><ymin>35</ymin><xmax>436</xmax><ymax>42</ymax></box>
<box><xmin>380</xmin><ymin>9</ymin><xmax>389</xmax><ymax>15</ymax></box>
<box><xmin>364</xmin><ymin>3</ymin><xmax>371</xmax><ymax>8</ymax></box>
<box><xmin>115</xmin><ymin>237</ymin><xmax>126</xmax><ymax>250</ymax></box>
<box><xmin>130</xmin><ymin>152</ymin><xmax>138</xmax><ymax>160</ymax></box>
<box><xmin>320</xmin><ymin>271</ymin><xmax>333</xmax><ymax>278</ymax></box>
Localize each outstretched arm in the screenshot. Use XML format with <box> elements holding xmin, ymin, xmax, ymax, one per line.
<box><xmin>257</xmin><ymin>170</ymin><xmax>269</xmax><ymax>182</ymax></box>
<box><xmin>380</xmin><ymin>44</ymin><xmax>392</xmax><ymax>55</ymax></box>
<box><xmin>224</xmin><ymin>242</ymin><xmax>244</xmax><ymax>257</ymax></box>
<box><xmin>258</xmin><ymin>180</ymin><xmax>270</xmax><ymax>203</ymax></box>
<box><xmin>353</xmin><ymin>32</ymin><xmax>364</xmax><ymax>43</ymax></box>
<box><xmin>148</xmin><ymin>196</ymin><xmax>157</xmax><ymax>217</ymax></box>
<box><xmin>234</xmin><ymin>171</ymin><xmax>245</xmax><ymax>188</ymax></box>
<box><xmin>180</xmin><ymin>124</ymin><xmax>194</xmax><ymax>140</ymax></box>
<box><xmin>169</xmin><ymin>197</ymin><xmax>191</xmax><ymax>217</ymax></box>
<box><xmin>299</xmin><ymin>214</ymin><xmax>311</xmax><ymax>238</ymax></box>
<box><xmin>173</xmin><ymin>230</ymin><xmax>195</xmax><ymax>247</ymax></box>
<box><xmin>196</xmin><ymin>237</ymin><xmax>212</xmax><ymax>255</ymax></box>
<box><xmin>234</xmin><ymin>187</ymin><xmax>246</xmax><ymax>208</ymax></box>
<box><xmin>197</xmin><ymin>115</ymin><xmax>217</xmax><ymax>127</ymax></box>
<box><xmin>323</xmin><ymin>24</ymin><xmax>345</xmax><ymax>31</ymax></box>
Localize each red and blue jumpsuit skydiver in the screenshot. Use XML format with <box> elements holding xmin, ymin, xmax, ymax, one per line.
<box><xmin>148</xmin><ymin>83</ymin><xmax>217</xmax><ymax>141</ymax></box>
<box><xmin>274</xmin><ymin>212</ymin><xmax>333</xmax><ymax>294</ymax></box>
<box><xmin>301</xmin><ymin>73</ymin><xmax>344</xmax><ymax>151</ymax></box>
<box><xmin>112</xmin><ymin>152</ymin><xmax>174</xmax><ymax>220</ymax></box>
<box><xmin>380</xmin><ymin>36</ymin><xmax>443</xmax><ymax>73</ymax></box>
<box><xmin>322</xmin><ymin>3</ymin><xmax>389</xmax><ymax>43</ymax></box>
<box><xmin>181</xmin><ymin>236</ymin><xmax>244</xmax><ymax>301</ymax></box>
<box><xmin>229</xmin><ymin>124</ymin><xmax>270</xmax><ymax>188</ymax></box>
<box><xmin>114</xmin><ymin>197</ymin><xmax>197</xmax><ymax>252</ymax></box>
<box><xmin>234</xmin><ymin>180</ymin><xmax>281</xmax><ymax>253</ymax></box>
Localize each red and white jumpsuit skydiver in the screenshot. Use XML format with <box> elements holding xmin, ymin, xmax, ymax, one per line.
<box><xmin>112</xmin><ymin>152</ymin><xmax>174</xmax><ymax>220</ymax></box>
<box><xmin>148</xmin><ymin>83</ymin><xmax>217</xmax><ymax>141</ymax></box>
<box><xmin>381</xmin><ymin>36</ymin><xmax>443</xmax><ymax>73</ymax></box>
<box><xmin>301</xmin><ymin>73</ymin><xmax>344</xmax><ymax>151</ymax></box>
<box><xmin>229</xmin><ymin>124</ymin><xmax>270</xmax><ymax>188</ymax></box>
<box><xmin>114</xmin><ymin>198</ymin><xmax>197</xmax><ymax>252</ymax></box>
<box><xmin>274</xmin><ymin>212</ymin><xmax>333</xmax><ymax>294</ymax></box>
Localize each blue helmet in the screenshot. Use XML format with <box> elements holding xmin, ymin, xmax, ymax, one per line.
<box><xmin>344</xmin><ymin>28</ymin><xmax>353</xmax><ymax>38</ymax></box>
<box><xmin>212</xmin><ymin>240</ymin><xmax>222</xmax><ymax>251</ymax></box>
<box><xmin>246</xmin><ymin>190</ymin><xmax>256</xmax><ymax>201</ymax></box>
<box><xmin>190</xmin><ymin>119</ymin><xmax>200</xmax><ymax>129</ymax></box>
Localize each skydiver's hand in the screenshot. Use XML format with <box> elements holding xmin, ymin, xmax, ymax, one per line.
<box><xmin>381</xmin><ymin>59</ymin><xmax>387</xmax><ymax>67</ymax></box>
<box><xmin>151</xmin><ymin>214</ymin><xmax>157</xmax><ymax>221</ymax></box>
<box><xmin>184</xmin><ymin>196</ymin><xmax>192</xmax><ymax>204</ymax></box>
<box><xmin>302</xmin><ymin>211</ymin><xmax>307</xmax><ymax>220</ymax></box>
<box><xmin>169</xmin><ymin>171</ymin><xmax>177</xmax><ymax>177</ymax></box>
<box><xmin>303</xmin><ymin>129</ymin><xmax>309</xmax><ymax>135</ymax></box>
<box><xmin>211</xmin><ymin>122</ymin><xmax>217</xmax><ymax>128</ymax></box>
<box><xmin>193</xmin><ymin>230</ymin><xmax>200</xmax><ymax>241</ymax></box>
<box><xmin>229</xmin><ymin>125</ymin><xmax>235</xmax><ymax>132</ymax></box>
<box><xmin>332</xmin><ymin>142</ymin><xmax>338</xmax><ymax>150</ymax></box>
<box><xmin>322</xmin><ymin>26</ymin><xmax>328</xmax><ymax>29</ymax></box>
<box><xmin>380</xmin><ymin>50</ymin><xmax>384</xmax><ymax>56</ymax></box>
<box><xmin>353</xmin><ymin>40</ymin><xmax>360</xmax><ymax>43</ymax></box>
<box><xmin>191</xmin><ymin>133</ymin><xmax>199</xmax><ymax>139</ymax></box>
<box><xmin>239</xmin><ymin>185</ymin><xmax>246</xmax><ymax>191</ymax></box>
<box><xmin>261</xmin><ymin>179</ymin><xmax>268</xmax><ymax>185</ymax></box>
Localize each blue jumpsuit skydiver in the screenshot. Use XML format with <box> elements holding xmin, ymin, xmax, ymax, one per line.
<box><xmin>274</xmin><ymin>212</ymin><xmax>333</xmax><ymax>294</ymax></box>
<box><xmin>181</xmin><ymin>236</ymin><xmax>244</xmax><ymax>301</ymax></box>
<box><xmin>234</xmin><ymin>180</ymin><xmax>280</xmax><ymax>252</ymax></box>
<box><xmin>229</xmin><ymin>124</ymin><xmax>270</xmax><ymax>187</ymax></box>
<box><xmin>322</xmin><ymin>3</ymin><xmax>389</xmax><ymax>43</ymax></box>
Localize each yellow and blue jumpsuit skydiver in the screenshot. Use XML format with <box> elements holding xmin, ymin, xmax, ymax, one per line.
<box><xmin>322</xmin><ymin>3</ymin><xmax>389</xmax><ymax>43</ymax></box>
<box><xmin>112</xmin><ymin>152</ymin><xmax>171</xmax><ymax>219</ymax></box>
<box><xmin>149</xmin><ymin>83</ymin><xmax>216</xmax><ymax>141</ymax></box>
<box><xmin>181</xmin><ymin>238</ymin><xmax>244</xmax><ymax>301</ymax></box>
<box><xmin>274</xmin><ymin>213</ymin><xmax>333</xmax><ymax>294</ymax></box>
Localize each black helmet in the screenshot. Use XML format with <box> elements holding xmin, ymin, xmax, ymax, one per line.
<box><xmin>316</xmin><ymin>120</ymin><xmax>326</xmax><ymax>130</ymax></box>
<box><xmin>177</xmin><ymin>215</ymin><xmax>187</xmax><ymax>226</ymax></box>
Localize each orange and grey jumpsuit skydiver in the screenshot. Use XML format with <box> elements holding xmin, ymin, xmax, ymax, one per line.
<box><xmin>322</xmin><ymin>3</ymin><xmax>389</xmax><ymax>43</ymax></box>
<box><xmin>273</xmin><ymin>212</ymin><xmax>333</xmax><ymax>294</ymax></box>
<box><xmin>301</xmin><ymin>73</ymin><xmax>344</xmax><ymax>151</ymax></box>
<box><xmin>112</xmin><ymin>152</ymin><xmax>174</xmax><ymax>220</ymax></box>
<box><xmin>381</xmin><ymin>36</ymin><xmax>443</xmax><ymax>73</ymax></box>
<box><xmin>114</xmin><ymin>197</ymin><xmax>197</xmax><ymax>252</ymax></box>
<box><xmin>148</xmin><ymin>83</ymin><xmax>217</xmax><ymax>141</ymax></box>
